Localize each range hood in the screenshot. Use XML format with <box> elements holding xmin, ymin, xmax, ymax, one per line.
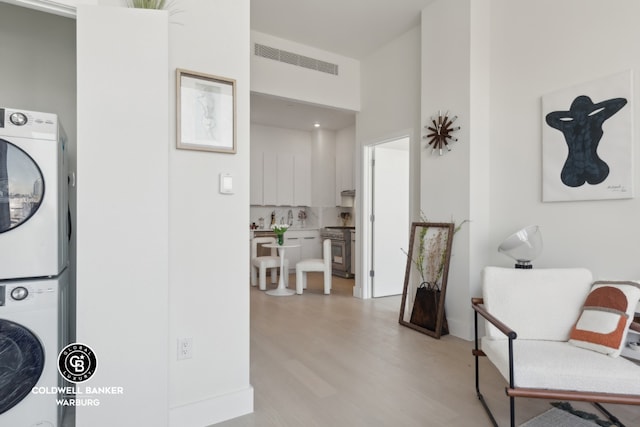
<box><xmin>341</xmin><ymin>189</ymin><xmax>355</xmax><ymax>197</ymax></box>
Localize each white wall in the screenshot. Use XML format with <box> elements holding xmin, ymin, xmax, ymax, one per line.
<box><xmin>76</xmin><ymin>6</ymin><xmax>169</xmax><ymax>426</ymax></box>
<box><xmin>167</xmin><ymin>1</ymin><xmax>252</xmax><ymax>425</ymax></box>
<box><xmin>0</xmin><ymin>4</ymin><xmax>75</xmax><ymax>126</ymax></box>
<box><xmin>251</xmin><ymin>30</ymin><xmax>360</xmax><ymax>112</ymax></box>
<box><xmin>356</xmin><ymin>26</ymin><xmax>422</xmax><ymax>298</ymax></box>
<box><xmin>420</xmin><ymin>0</ymin><xmax>640</xmax><ymax>340</ymax></box>
<box><xmin>488</xmin><ymin>0</ymin><xmax>640</xmax><ymax>280</ymax></box>
<box><xmin>251</xmin><ymin>123</ymin><xmax>312</xmax><ymax>154</ymax></box>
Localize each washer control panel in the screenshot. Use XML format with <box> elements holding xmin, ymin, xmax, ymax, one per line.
<box><xmin>0</xmin><ymin>107</ymin><xmax>57</xmax><ymax>140</ymax></box>
<box><xmin>0</xmin><ymin>282</ymin><xmax>56</xmax><ymax>312</ymax></box>
<box><xmin>0</xmin><ymin>284</ymin><xmax>27</xmax><ymax>306</ymax></box>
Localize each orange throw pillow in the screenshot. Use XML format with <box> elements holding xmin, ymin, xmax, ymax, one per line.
<box><xmin>569</xmin><ymin>281</ymin><xmax>640</xmax><ymax>357</ymax></box>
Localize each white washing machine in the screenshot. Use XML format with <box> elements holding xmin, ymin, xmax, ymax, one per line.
<box><xmin>0</xmin><ymin>269</ymin><xmax>68</xmax><ymax>427</ymax></box>
<box><xmin>0</xmin><ymin>107</ymin><xmax>68</xmax><ymax>280</ymax></box>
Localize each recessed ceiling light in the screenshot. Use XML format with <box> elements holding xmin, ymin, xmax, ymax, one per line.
<box><xmin>314</xmin><ymin>123</ymin><xmax>320</xmax><ymax>128</ymax></box>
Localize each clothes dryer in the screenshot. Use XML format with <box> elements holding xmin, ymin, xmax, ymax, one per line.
<box><xmin>0</xmin><ymin>108</ymin><xmax>68</xmax><ymax>280</ymax></box>
<box><xmin>0</xmin><ymin>269</ymin><xmax>68</xmax><ymax>427</ymax></box>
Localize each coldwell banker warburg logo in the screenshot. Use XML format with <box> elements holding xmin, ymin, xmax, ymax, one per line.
<box><xmin>58</xmin><ymin>343</ymin><xmax>97</xmax><ymax>383</ymax></box>
<box><xmin>32</xmin><ymin>343</ymin><xmax>125</xmax><ymax>407</ymax></box>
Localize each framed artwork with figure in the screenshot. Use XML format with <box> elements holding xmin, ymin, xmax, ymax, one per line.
<box><xmin>176</xmin><ymin>69</ymin><xmax>236</xmax><ymax>154</ymax></box>
<box><xmin>542</xmin><ymin>70</ymin><xmax>633</xmax><ymax>201</ymax></box>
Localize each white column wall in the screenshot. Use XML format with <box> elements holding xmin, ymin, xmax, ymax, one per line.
<box><xmin>420</xmin><ymin>0</ymin><xmax>491</xmax><ymax>339</ymax></box>
<box><xmin>76</xmin><ymin>6</ymin><xmax>169</xmax><ymax>426</ymax></box>
<box><xmin>76</xmin><ymin>1</ymin><xmax>252</xmax><ymax>426</ymax></box>
<box><xmin>167</xmin><ymin>1</ymin><xmax>252</xmax><ymax>425</ymax></box>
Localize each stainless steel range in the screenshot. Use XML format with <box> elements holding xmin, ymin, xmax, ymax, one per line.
<box><xmin>321</xmin><ymin>226</ymin><xmax>355</xmax><ymax>278</ymax></box>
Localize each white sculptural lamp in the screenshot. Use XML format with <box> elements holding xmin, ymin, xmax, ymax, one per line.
<box><xmin>498</xmin><ymin>225</ymin><xmax>543</xmax><ymax>269</ymax></box>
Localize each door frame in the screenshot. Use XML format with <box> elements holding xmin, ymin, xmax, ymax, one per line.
<box><xmin>359</xmin><ymin>129</ymin><xmax>414</xmax><ymax>299</ymax></box>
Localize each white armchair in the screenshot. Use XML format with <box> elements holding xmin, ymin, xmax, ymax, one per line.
<box><xmin>295</xmin><ymin>239</ymin><xmax>331</xmax><ymax>295</ymax></box>
<box><xmin>251</xmin><ymin>237</ymin><xmax>288</xmax><ymax>291</ymax></box>
<box><xmin>472</xmin><ymin>266</ymin><xmax>640</xmax><ymax>427</ymax></box>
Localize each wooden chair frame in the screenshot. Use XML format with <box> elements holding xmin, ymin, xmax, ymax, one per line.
<box><xmin>471</xmin><ymin>297</ymin><xmax>640</xmax><ymax>427</ymax></box>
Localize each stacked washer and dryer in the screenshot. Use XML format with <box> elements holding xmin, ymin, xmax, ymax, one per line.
<box><xmin>0</xmin><ymin>108</ymin><xmax>70</xmax><ymax>427</ymax></box>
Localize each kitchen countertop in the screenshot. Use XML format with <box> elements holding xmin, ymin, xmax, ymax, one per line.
<box><xmin>252</xmin><ymin>228</ymin><xmax>320</xmax><ymax>232</ymax></box>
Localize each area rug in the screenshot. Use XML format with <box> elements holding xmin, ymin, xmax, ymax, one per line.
<box><xmin>521</xmin><ymin>402</ymin><xmax>616</xmax><ymax>427</ymax></box>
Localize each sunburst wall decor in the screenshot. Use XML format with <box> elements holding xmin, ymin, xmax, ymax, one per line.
<box><xmin>423</xmin><ymin>110</ymin><xmax>460</xmax><ymax>155</ymax></box>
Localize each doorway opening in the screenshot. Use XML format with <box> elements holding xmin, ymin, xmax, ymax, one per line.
<box><xmin>364</xmin><ymin>136</ymin><xmax>410</xmax><ymax>298</ymax></box>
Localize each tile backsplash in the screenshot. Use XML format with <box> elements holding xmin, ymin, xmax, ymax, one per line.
<box><xmin>250</xmin><ymin>206</ymin><xmax>354</xmax><ymax>230</ymax></box>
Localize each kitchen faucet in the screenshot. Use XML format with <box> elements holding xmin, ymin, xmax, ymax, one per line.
<box><xmin>287</xmin><ymin>209</ymin><xmax>293</xmax><ymax>226</ymax></box>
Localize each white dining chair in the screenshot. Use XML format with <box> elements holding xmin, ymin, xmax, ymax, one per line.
<box><xmin>251</xmin><ymin>237</ymin><xmax>288</xmax><ymax>290</ymax></box>
<box><xmin>295</xmin><ymin>239</ymin><xmax>332</xmax><ymax>295</ymax></box>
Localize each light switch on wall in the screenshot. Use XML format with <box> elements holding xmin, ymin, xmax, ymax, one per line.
<box><xmin>220</xmin><ymin>173</ymin><xmax>233</xmax><ymax>194</ymax></box>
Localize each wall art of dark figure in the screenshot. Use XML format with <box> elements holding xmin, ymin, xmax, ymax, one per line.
<box><xmin>545</xmin><ymin>95</ymin><xmax>627</xmax><ymax>188</ymax></box>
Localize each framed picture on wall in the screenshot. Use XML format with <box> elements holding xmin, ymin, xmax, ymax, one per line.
<box><xmin>176</xmin><ymin>68</ymin><xmax>236</xmax><ymax>153</ymax></box>
<box><xmin>541</xmin><ymin>70</ymin><xmax>633</xmax><ymax>201</ymax></box>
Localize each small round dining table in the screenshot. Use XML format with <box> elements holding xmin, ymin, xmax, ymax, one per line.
<box><xmin>263</xmin><ymin>243</ymin><xmax>300</xmax><ymax>296</ymax></box>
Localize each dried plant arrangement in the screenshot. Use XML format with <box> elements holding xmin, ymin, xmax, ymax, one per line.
<box><xmin>399</xmin><ymin>214</ymin><xmax>468</xmax><ymax>338</ymax></box>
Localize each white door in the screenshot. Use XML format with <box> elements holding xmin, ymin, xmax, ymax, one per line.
<box><xmin>371</xmin><ymin>138</ymin><xmax>410</xmax><ymax>297</ymax></box>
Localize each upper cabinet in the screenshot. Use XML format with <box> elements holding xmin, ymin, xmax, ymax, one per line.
<box><xmin>251</xmin><ymin>151</ymin><xmax>314</xmax><ymax>206</ymax></box>
<box><xmin>5</xmin><ymin>0</ymin><xmax>97</xmax><ymax>18</ymax></box>
<box><xmin>310</xmin><ymin>128</ymin><xmax>336</xmax><ymax>207</ymax></box>
<box><xmin>249</xmin><ymin>151</ymin><xmax>264</xmax><ymax>205</ymax></box>
<box><xmin>250</xmin><ymin>124</ymin><xmax>355</xmax><ymax>208</ymax></box>
<box><xmin>263</xmin><ymin>152</ymin><xmax>278</xmax><ymax>205</ymax></box>
<box><xmin>293</xmin><ymin>155</ymin><xmax>311</xmax><ymax>207</ymax></box>
<box><xmin>250</xmin><ymin>126</ymin><xmax>312</xmax><ymax>207</ymax></box>
<box><xmin>276</xmin><ymin>153</ymin><xmax>294</xmax><ymax>205</ymax></box>
<box><xmin>335</xmin><ymin>125</ymin><xmax>355</xmax><ymax>206</ymax></box>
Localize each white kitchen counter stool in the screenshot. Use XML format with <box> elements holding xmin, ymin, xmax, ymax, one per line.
<box><xmin>251</xmin><ymin>237</ymin><xmax>288</xmax><ymax>290</ymax></box>
<box><xmin>296</xmin><ymin>239</ymin><xmax>331</xmax><ymax>295</ymax></box>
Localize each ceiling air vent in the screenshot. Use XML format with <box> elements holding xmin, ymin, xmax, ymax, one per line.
<box><xmin>254</xmin><ymin>43</ymin><xmax>339</xmax><ymax>76</ymax></box>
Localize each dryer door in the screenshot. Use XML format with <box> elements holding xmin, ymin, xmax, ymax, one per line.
<box><xmin>0</xmin><ymin>138</ymin><xmax>44</xmax><ymax>233</ymax></box>
<box><xmin>0</xmin><ymin>319</ymin><xmax>45</xmax><ymax>414</ymax></box>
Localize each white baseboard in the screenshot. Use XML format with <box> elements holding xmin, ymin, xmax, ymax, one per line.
<box><xmin>447</xmin><ymin>317</ymin><xmax>473</xmax><ymax>341</ymax></box>
<box><xmin>352</xmin><ymin>284</ymin><xmax>363</xmax><ymax>298</ymax></box>
<box><xmin>169</xmin><ymin>386</ymin><xmax>254</xmax><ymax>427</ymax></box>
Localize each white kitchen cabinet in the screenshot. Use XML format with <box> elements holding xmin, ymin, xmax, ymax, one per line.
<box><xmin>311</xmin><ymin>129</ymin><xmax>336</xmax><ymax>207</ymax></box>
<box><xmin>263</xmin><ymin>151</ymin><xmax>277</xmax><ymax>205</ymax></box>
<box><xmin>283</xmin><ymin>230</ymin><xmax>321</xmax><ymax>272</ymax></box>
<box><xmin>277</xmin><ymin>154</ymin><xmax>294</xmax><ymax>205</ymax></box>
<box><xmin>301</xmin><ymin>230</ymin><xmax>321</xmax><ymax>259</ymax></box>
<box><xmin>249</xmin><ymin>151</ymin><xmax>279</xmax><ymax>206</ymax></box>
<box><xmin>294</xmin><ymin>155</ymin><xmax>311</xmax><ymax>206</ymax></box>
<box><xmin>250</xmin><ymin>150</ymin><xmax>264</xmax><ymax>205</ymax></box>
<box><xmin>250</xmin><ymin>151</ymin><xmax>311</xmax><ymax>207</ymax></box>
<box><xmin>283</xmin><ymin>234</ymin><xmax>302</xmax><ymax>271</ymax></box>
<box><xmin>335</xmin><ymin>126</ymin><xmax>355</xmax><ymax>206</ymax></box>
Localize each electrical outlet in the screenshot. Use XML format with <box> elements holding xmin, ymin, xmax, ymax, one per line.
<box><xmin>177</xmin><ymin>337</ymin><xmax>193</xmax><ymax>360</ymax></box>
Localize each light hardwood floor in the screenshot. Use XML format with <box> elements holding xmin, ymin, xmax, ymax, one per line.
<box><xmin>215</xmin><ymin>274</ymin><xmax>640</xmax><ymax>426</ymax></box>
